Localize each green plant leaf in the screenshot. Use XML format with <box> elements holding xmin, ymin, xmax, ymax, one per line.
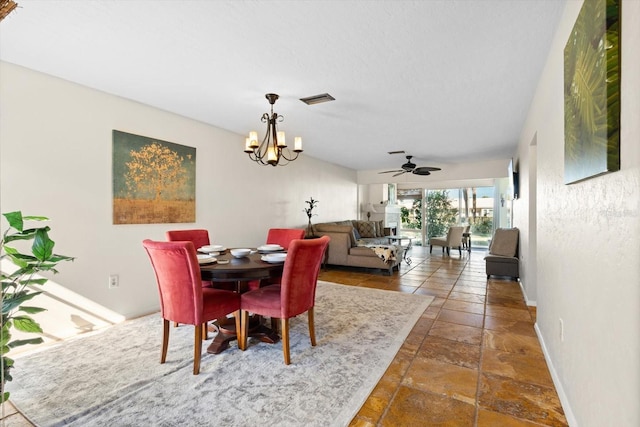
<box><xmin>19</xmin><ymin>306</ymin><xmax>47</xmax><ymax>314</ymax></box>
<box><xmin>2</xmin><ymin>226</ymin><xmax>47</xmax><ymax>244</ymax></box>
<box><xmin>1</xmin><ymin>355</ymin><xmax>13</xmax><ymax>367</ymax></box>
<box><xmin>3</xmin><ymin>211</ymin><xmax>24</xmax><ymax>232</ymax></box>
<box><xmin>0</xmin><ymin>330</ymin><xmax>10</xmax><ymax>347</ymax></box>
<box><xmin>3</xmin><ymin>252</ymin><xmax>30</xmax><ymax>269</ymax></box>
<box><xmin>12</xmin><ymin>316</ymin><xmax>43</xmax><ymax>333</ymax></box>
<box><xmin>8</xmin><ymin>337</ymin><xmax>44</xmax><ymax>348</ymax></box>
<box><xmin>2</xmin><ymin>246</ymin><xmax>18</xmax><ymax>255</ymax></box>
<box><xmin>32</xmin><ymin>228</ymin><xmax>54</xmax><ymax>261</ymax></box>
<box><xmin>22</xmin><ymin>215</ymin><xmax>50</xmax><ymax>222</ymax></box>
<box><xmin>2</xmin><ymin>291</ymin><xmax>42</xmax><ymax>314</ymax></box>
<box><xmin>2</xmin><ymin>391</ymin><xmax>10</xmax><ymax>402</ymax></box>
<box><xmin>1</xmin><ymin>281</ymin><xmax>18</xmax><ymax>292</ymax></box>
<box><xmin>49</xmin><ymin>254</ymin><xmax>75</xmax><ymax>263</ymax></box>
<box><xmin>19</xmin><ymin>278</ymin><xmax>48</xmax><ymax>286</ymax></box>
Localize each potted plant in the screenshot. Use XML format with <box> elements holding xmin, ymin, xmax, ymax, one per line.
<box><xmin>303</xmin><ymin>197</ymin><xmax>319</xmax><ymax>238</ymax></box>
<box><xmin>1</xmin><ymin>211</ymin><xmax>74</xmax><ymax>402</ymax></box>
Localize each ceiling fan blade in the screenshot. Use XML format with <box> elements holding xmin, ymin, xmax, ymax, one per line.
<box><xmin>379</xmin><ymin>170</ymin><xmax>403</xmax><ymax>174</ymax></box>
<box><xmin>393</xmin><ymin>171</ymin><xmax>407</xmax><ymax>177</ymax></box>
<box><xmin>412</xmin><ymin>168</ymin><xmax>431</xmax><ymax>176</ymax></box>
<box><xmin>418</xmin><ymin>166</ymin><xmax>441</xmax><ymax>171</ymax></box>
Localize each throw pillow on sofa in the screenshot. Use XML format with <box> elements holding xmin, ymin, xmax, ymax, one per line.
<box><xmin>375</xmin><ymin>220</ymin><xmax>384</xmax><ymax>237</ymax></box>
<box><xmin>355</xmin><ymin>221</ymin><xmax>377</xmax><ymax>238</ymax></box>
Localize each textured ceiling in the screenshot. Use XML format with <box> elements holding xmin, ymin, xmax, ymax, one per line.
<box><xmin>0</xmin><ymin>0</ymin><xmax>566</xmax><ymax>172</ymax></box>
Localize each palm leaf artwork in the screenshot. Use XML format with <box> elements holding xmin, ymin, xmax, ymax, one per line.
<box><xmin>564</xmin><ymin>0</ymin><xmax>620</xmax><ymax>184</ymax></box>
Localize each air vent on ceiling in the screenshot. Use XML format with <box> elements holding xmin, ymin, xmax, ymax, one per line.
<box><xmin>300</xmin><ymin>93</ymin><xmax>335</xmax><ymax>105</ymax></box>
<box><xmin>387</xmin><ymin>150</ymin><xmax>406</xmax><ymax>155</ymax></box>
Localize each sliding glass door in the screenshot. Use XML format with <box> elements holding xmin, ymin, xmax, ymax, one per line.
<box><xmin>397</xmin><ymin>188</ymin><xmax>424</xmax><ymax>245</ymax></box>
<box><xmin>398</xmin><ymin>186</ymin><xmax>495</xmax><ymax>248</ymax></box>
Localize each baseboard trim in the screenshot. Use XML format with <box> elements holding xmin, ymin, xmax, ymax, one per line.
<box><xmin>517</xmin><ymin>279</ymin><xmax>537</xmax><ymax>306</ymax></box>
<box><xmin>534</xmin><ymin>323</ymin><xmax>577</xmax><ymax>426</ymax></box>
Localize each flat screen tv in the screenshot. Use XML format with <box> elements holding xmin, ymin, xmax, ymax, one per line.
<box><xmin>508</xmin><ymin>159</ymin><xmax>520</xmax><ymax>199</ymax></box>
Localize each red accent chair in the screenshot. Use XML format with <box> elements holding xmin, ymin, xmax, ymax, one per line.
<box><xmin>239</xmin><ymin>235</ymin><xmax>330</xmax><ymax>365</ymax></box>
<box><xmin>142</xmin><ymin>239</ymin><xmax>242</xmax><ymax>374</ymax></box>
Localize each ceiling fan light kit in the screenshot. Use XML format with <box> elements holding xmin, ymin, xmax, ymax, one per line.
<box><xmin>245</xmin><ymin>93</ymin><xmax>303</xmax><ymax>166</ymax></box>
<box><xmin>379</xmin><ymin>155</ymin><xmax>441</xmax><ymax>177</ymax></box>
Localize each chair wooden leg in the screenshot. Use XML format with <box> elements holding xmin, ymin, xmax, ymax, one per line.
<box><xmin>233</xmin><ymin>311</ymin><xmax>243</xmax><ymax>350</ymax></box>
<box><xmin>202</xmin><ymin>321</ymin><xmax>208</xmax><ymax>340</ymax></box>
<box><xmin>161</xmin><ymin>319</ymin><xmax>170</xmax><ymax>364</ymax></box>
<box><xmin>429</xmin><ymin>244</ymin><xmax>433</xmax><ymax>253</ymax></box>
<box><xmin>193</xmin><ymin>324</ymin><xmax>202</xmax><ymax>375</ymax></box>
<box><xmin>308</xmin><ymin>308</ymin><xmax>316</xmax><ymax>347</ymax></box>
<box><xmin>270</xmin><ymin>317</ymin><xmax>279</xmax><ymax>333</ymax></box>
<box><xmin>239</xmin><ymin>310</ymin><xmax>249</xmax><ymax>351</ymax></box>
<box><xmin>174</xmin><ymin>322</ymin><xmax>179</xmax><ymax>328</ymax></box>
<box><xmin>281</xmin><ymin>318</ymin><xmax>290</xmax><ymax>365</ymax></box>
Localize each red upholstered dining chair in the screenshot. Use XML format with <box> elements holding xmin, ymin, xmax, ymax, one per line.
<box><xmin>166</xmin><ymin>228</ymin><xmax>217</xmax><ymax>288</ymax></box>
<box><xmin>166</xmin><ymin>229</ymin><xmax>210</xmax><ymax>251</ymax></box>
<box><xmin>166</xmin><ymin>229</ymin><xmax>217</xmax><ymax>327</ymax></box>
<box><xmin>239</xmin><ymin>235</ymin><xmax>330</xmax><ymax>365</ymax></box>
<box><xmin>248</xmin><ymin>228</ymin><xmax>306</xmax><ymax>291</ymax></box>
<box><xmin>142</xmin><ymin>239</ymin><xmax>242</xmax><ymax>375</ymax></box>
<box><xmin>266</xmin><ymin>228</ymin><xmax>305</xmax><ymax>250</ymax></box>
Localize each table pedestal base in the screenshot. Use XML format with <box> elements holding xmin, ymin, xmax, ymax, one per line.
<box><xmin>206</xmin><ymin>315</ymin><xmax>280</xmax><ymax>354</ymax></box>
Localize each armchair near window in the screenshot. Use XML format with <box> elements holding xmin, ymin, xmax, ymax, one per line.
<box><xmin>484</xmin><ymin>228</ymin><xmax>519</xmax><ymax>280</ymax></box>
<box><xmin>429</xmin><ymin>226</ymin><xmax>465</xmax><ymax>256</ymax></box>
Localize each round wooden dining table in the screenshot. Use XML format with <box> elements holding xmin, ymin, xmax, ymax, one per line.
<box><xmin>199</xmin><ymin>250</ymin><xmax>284</xmax><ymax>354</ymax></box>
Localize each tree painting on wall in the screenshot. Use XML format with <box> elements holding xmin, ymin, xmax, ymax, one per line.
<box><xmin>112</xmin><ymin>130</ymin><xmax>196</xmax><ymax>224</ymax></box>
<box><xmin>564</xmin><ymin>0</ymin><xmax>620</xmax><ymax>184</ymax></box>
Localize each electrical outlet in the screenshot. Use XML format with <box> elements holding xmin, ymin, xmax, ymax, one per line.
<box><xmin>559</xmin><ymin>318</ymin><xmax>564</xmax><ymax>342</ymax></box>
<box><xmin>109</xmin><ymin>274</ymin><xmax>119</xmax><ymax>289</ymax></box>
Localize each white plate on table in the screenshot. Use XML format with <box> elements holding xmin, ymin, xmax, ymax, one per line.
<box><xmin>199</xmin><ymin>245</ymin><xmax>226</xmax><ymax>253</ymax></box>
<box><xmin>257</xmin><ymin>244</ymin><xmax>283</xmax><ymax>252</ymax></box>
<box><xmin>197</xmin><ymin>254</ymin><xmax>217</xmax><ymax>264</ymax></box>
<box><xmin>261</xmin><ymin>253</ymin><xmax>287</xmax><ymax>263</ymax></box>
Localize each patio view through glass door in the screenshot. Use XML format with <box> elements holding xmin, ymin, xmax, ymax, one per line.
<box><xmin>398</xmin><ymin>187</ymin><xmax>494</xmax><ymax>249</ymax></box>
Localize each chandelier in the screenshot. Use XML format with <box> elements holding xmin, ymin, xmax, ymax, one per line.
<box><xmin>244</xmin><ymin>93</ymin><xmax>303</xmax><ymax>166</ymax></box>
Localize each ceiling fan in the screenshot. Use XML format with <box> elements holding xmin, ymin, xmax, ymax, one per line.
<box><xmin>379</xmin><ymin>155</ymin><xmax>441</xmax><ymax>177</ymax></box>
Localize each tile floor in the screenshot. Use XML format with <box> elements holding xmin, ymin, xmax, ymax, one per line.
<box><xmin>1</xmin><ymin>246</ymin><xmax>568</xmax><ymax>427</ymax></box>
<box><xmin>318</xmin><ymin>246</ymin><xmax>568</xmax><ymax>427</ymax></box>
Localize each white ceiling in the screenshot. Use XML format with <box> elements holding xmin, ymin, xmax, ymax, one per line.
<box><xmin>0</xmin><ymin>0</ymin><xmax>566</xmax><ymax>172</ymax></box>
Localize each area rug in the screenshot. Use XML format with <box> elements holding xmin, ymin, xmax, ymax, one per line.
<box><xmin>8</xmin><ymin>281</ymin><xmax>433</xmax><ymax>427</ymax></box>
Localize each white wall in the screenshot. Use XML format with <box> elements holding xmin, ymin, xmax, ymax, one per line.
<box><xmin>0</xmin><ymin>62</ymin><xmax>358</xmax><ymax>319</ymax></box>
<box><xmin>513</xmin><ymin>1</ymin><xmax>640</xmax><ymax>425</ymax></box>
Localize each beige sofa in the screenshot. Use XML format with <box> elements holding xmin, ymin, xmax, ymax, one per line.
<box><xmin>314</xmin><ymin>220</ymin><xmax>403</xmax><ymax>275</ymax></box>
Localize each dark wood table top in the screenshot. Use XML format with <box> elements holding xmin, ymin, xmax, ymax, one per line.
<box><xmin>199</xmin><ymin>250</ymin><xmax>284</xmax><ymax>282</ymax></box>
